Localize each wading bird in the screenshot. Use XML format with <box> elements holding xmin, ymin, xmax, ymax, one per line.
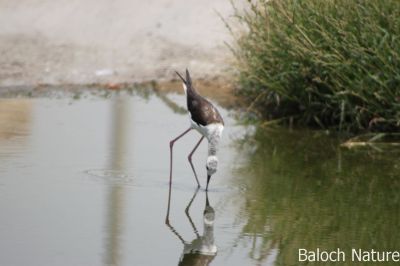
<box><xmin>169</xmin><ymin>69</ymin><xmax>224</xmax><ymax>190</ymax></box>
<box><xmin>165</xmin><ymin>187</ymin><xmax>217</xmax><ymax>265</ymax></box>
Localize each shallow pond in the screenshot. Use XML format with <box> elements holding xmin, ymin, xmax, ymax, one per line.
<box><xmin>0</xmin><ymin>89</ymin><xmax>399</xmax><ymax>266</ymax></box>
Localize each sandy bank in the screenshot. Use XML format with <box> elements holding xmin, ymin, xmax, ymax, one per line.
<box><xmin>0</xmin><ymin>0</ymin><xmax>241</xmax><ymax>86</ymax></box>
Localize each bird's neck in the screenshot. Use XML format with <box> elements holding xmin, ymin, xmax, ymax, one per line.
<box><xmin>207</xmin><ymin>124</ymin><xmax>223</xmax><ymax>156</ymax></box>
<box><xmin>208</xmin><ymin>134</ymin><xmax>220</xmax><ymax>156</ymax></box>
<box><xmin>203</xmin><ymin>224</ymin><xmax>215</xmax><ymax>245</ymax></box>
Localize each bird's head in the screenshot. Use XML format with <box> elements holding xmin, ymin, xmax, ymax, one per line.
<box><xmin>206</xmin><ymin>156</ymin><xmax>218</xmax><ymax>190</ymax></box>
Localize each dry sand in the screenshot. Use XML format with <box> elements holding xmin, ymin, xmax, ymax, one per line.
<box><xmin>0</xmin><ymin>0</ymin><xmax>242</xmax><ymax>86</ymax></box>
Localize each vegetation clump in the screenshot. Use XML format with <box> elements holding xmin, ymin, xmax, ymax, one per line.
<box><xmin>230</xmin><ymin>0</ymin><xmax>400</xmax><ymax>133</ymax></box>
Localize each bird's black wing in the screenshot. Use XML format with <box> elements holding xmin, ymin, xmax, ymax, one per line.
<box><xmin>176</xmin><ymin>69</ymin><xmax>224</xmax><ymax>126</ymax></box>
<box><xmin>187</xmin><ymin>93</ymin><xmax>224</xmax><ymax>126</ymax></box>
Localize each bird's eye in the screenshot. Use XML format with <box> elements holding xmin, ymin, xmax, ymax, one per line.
<box><xmin>206</xmin><ymin>166</ymin><xmax>210</xmax><ymax>171</ymax></box>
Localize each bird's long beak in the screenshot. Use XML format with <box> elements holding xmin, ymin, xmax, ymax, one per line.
<box><xmin>175</xmin><ymin>71</ymin><xmax>186</xmax><ymax>84</ymax></box>
<box><xmin>206</xmin><ymin>174</ymin><xmax>211</xmax><ymax>191</ymax></box>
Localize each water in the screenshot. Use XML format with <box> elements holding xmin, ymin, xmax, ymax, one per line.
<box><xmin>0</xmin><ymin>90</ymin><xmax>399</xmax><ymax>266</ymax></box>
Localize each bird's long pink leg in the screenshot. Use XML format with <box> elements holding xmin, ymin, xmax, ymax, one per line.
<box><xmin>188</xmin><ymin>136</ymin><xmax>204</xmax><ymax>187</ymax></box>
<box><xmin>169</xmin><ymin>128</ymin><xmax>192</xmax><ymax>184</ymax></box>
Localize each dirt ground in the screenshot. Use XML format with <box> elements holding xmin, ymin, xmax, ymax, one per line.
<box><xmin>0</xmin><ymin>0</ymin><xmax>242</xmax><ymax>87</ymax></box>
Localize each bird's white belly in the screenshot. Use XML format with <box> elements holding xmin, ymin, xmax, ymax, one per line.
<box><xmin>190</xmin><ymin>119</ymin><xmax>207</xmax><ymax>135</ymax></box>
<box><xmin>190</xmin><ymin>120</ymin><xmax>224</xmax><ymax>140</ymax></box>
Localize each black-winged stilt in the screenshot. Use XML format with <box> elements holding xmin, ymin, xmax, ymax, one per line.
<box><xmin>169</xmin><ymin>69</ymin><xmax>224</xmax><ymax>191</ymax></box>
<box><xmin>165</xmin><ymin>187</ymin><xmax>217</xmax><ymax>264</ymax></box>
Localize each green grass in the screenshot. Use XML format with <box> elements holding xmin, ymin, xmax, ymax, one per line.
<box><xmin>229</xmin><ymin>0</ymin><xmax>400</xmax><ymax>133</ymax></box>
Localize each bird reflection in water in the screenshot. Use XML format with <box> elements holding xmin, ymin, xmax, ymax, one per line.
<box><xmin>165</xmin><ymin>187</ymin><xmax>217</xmax><ymax>266</ymax></box>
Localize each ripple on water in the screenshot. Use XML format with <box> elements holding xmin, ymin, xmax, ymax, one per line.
<box><xmin>84</xmin><ymin>169</ymin><xmax>135</xmax><ymax>186</ymax></box>
<box><xmin>205</xmin><ymin>185</ymin><xmax>239</xmax><ymax>193</ymax></box>
<box><xmin>84</xmin><ymin>169</ymin><xmax>173</xmax><ymax>189</ymax></box>
<box><xmin>84</xmin><ymin>169</ymin><xmax>241</xmax><ymax>193</ymax></box>
<box><xmin>166</xmin><ymin>182</ymin><xmax>238</xmax><ymax>193</ymax></box>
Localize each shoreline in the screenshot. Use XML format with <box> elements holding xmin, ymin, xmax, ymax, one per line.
<box><xmin>0</xmin><ymin>77</ymin><xmax>237</xmax><ymax>109</ymax></box>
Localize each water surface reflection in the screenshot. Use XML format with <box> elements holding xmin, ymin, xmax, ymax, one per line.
<box><xmin>103</xmin><ymin>97</ymin><xmax>131</xmax><ymax>266</ymax></box>
<box><xmin>166</xmin><ymin>187</ymin><xmax>217</xmax><ymax>265</ymax></box>
<box><xmin>0</xmin><ymin>88</ymin><xmax>398</xmax><ymax>266</ymax></box>
<box><xmin>232</xmin><ymin>128</ymin><xmax>400</xmax><ymax>266</ymax></box>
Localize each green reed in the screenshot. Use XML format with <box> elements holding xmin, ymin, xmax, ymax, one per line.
<box><xmin>229</xmin><ymin>0</ymin><xmax>400</xmax><ymax>133</ymax></box>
